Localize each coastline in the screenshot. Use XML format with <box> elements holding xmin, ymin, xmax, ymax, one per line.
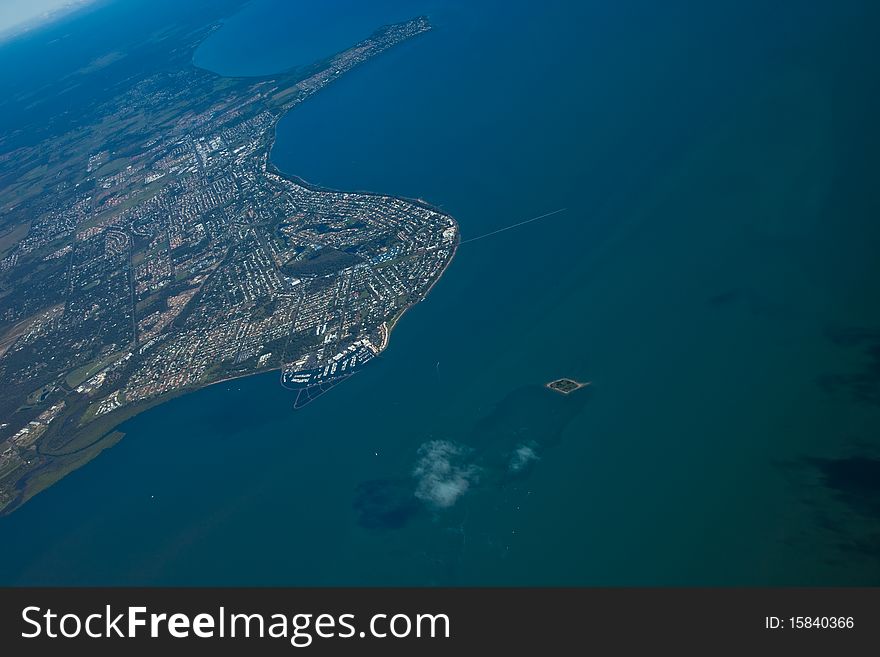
<box><xmin>262</xmin><ymin>104</ymin><xmax>460</xmax><ymax>364</ymax></box>
<box><xmin>1</xmin><ymin>16</ymin><xmax>458</xmax><ymax>516</ymax></box>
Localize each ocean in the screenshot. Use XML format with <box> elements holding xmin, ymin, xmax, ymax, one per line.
<box><xmin>1</xmin><ymin>0</ymin><xmax>879</xmax><ymax>585</ymax></box>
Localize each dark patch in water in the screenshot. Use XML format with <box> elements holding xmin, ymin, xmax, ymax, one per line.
<box><xmin>352</xmin><ymin>384</ymin><xmax>592</xmax><ymax>525</ymax></box>
<box><xmin>464</xmin><ymin>384</ymin><xmax>591</xmax><ymax>485</ymax></box>
<box><xmin>353</xmin><ymin>478</ymin><xmax>421</xmax><ymax>530</ymax></box>
<box><xmin>825</xmin><ymin>326</ymin><xmax>880</xmax><ymax>347</ymax></box>
<box><xmin>807</xmin><ymin>456</ymin><xmax>880</xmax><ymax>519</ymax></box>
<box><xmin>821</xmin><ymin>326</ymin><xmax>880</xmax><ymax>405</ymax></box>
<box><xmin>785</xmin><ymin>453</ymin><xmax>880</xmax><ymax>568</ymax></box>
<box><xmin>469</xmin><ymin>385</ymin><xmax>590</xmax><ymax>449</ymax></box>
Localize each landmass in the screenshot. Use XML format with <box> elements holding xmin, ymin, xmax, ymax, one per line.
<box><xmin>0</xmin><ymin>15</ymin><xmax>458</xmax><ymax>514</ymax></box>
<box><xmin>545</xmin><ymin>378</ymin><xmax>590</xmax><ymax>395</ymax></box>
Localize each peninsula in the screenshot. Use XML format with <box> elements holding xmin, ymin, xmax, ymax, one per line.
<box><xmin>0</xmin><ymin>16</ymin><xmax>458</xmax><ymax>514</ymax></box>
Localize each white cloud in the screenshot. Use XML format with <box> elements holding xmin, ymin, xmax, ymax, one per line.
<box><xmin>413</xmin><ymin>440</ymin><xmax>479</xmax><ymax>509</ymax></box>
<box><xmin>0</xmin><ymin>1</ymin><xmax>96</xmax><ymax>40</ymax></box>
<box><xmin>509</xmin><ymin>443</ymin><xmax>540</xmax><ymax>473</ymax></box>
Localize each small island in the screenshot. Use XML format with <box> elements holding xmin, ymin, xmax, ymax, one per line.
<box><xmin>545</xmin><ymin>378</ymin><xmax>591</xmax><ymax>395</ymax></box>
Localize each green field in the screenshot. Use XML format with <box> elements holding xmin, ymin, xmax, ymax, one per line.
<box><xmin>64</xmin><ymin>351</ymin><xmax>123</xmax><ymax>389</ymax></box>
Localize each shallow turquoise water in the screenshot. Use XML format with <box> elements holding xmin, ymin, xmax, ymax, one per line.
<box><xmin>1</xmin><ymin>0</ymin><xmax>879</xmax><ymax>585</ymax></box>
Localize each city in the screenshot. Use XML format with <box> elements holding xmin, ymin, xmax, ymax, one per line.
<box><xmin>0</xmin><ymin>16</ymin><xmax>457</xmax><ymax>514</ymax></box>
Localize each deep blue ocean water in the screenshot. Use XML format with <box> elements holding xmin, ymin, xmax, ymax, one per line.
<box><xmin>1</xmin><ymin>0</ymin><xmax>879</xmax><ymax>585</ymax></box>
